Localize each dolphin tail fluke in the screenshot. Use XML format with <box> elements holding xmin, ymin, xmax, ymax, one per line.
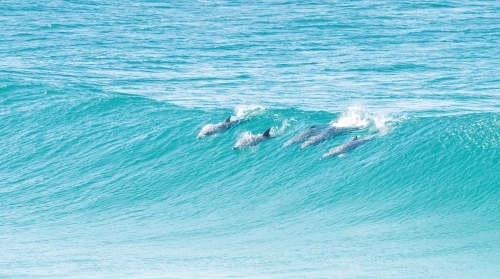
<box><xmin>262</xmin><ymin>128</ymin><xmax>271</xmax><ymax>138</ymax></box>
<box><xmin>225</xmin><ymin>116</ymin><xmax>231</xmax><ymax>122</ymax></box>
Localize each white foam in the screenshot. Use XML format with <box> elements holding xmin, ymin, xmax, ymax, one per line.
<box><xmin>331</xmin><ymin>106</ymin><xmax>370</xmax><ymax>128</ymax></box>
<box><xmin>271</xmin><ymin>118</ymin><xmax>292</xmax><ymax>137</ymax></box>
<box><xmin>331</xmin><ymin>106</ymin><xmax>406</xmax><ymax>136</ymax></box>
<box><xmin>237</xmin><ymin>131</ymin><xmax>256</xmax><ymax>140</ymax></box>
<box><xmin>234</xmin><ymin>105</ymin><xmax>265</xmax><ymax>120</ymax></box>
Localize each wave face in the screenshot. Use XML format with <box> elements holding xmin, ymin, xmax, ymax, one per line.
<box><xmin>2</xmin><ymin>88</ymin><xmax>500</xmax><ymax>278</ymax></box>
<box><xmin>2</xmin><ymin>0</ymin><xmax>500</xmax><ymax>278</ymax></box>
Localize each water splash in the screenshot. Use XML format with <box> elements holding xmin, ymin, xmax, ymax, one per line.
<box><xmin>331</xmin><ymin>106</ymin><xmax>370</xmax><ymax>128</ymax></box>
<box><xmin>271</xmin><ymin>118</ymin><xmax>292</xmax><ymax>137</ymax></box>
<box><xmin>331</xmin><ymin>106</ymin><xmax>403</xmax><ymax>136</ymax></box>
<box><xmin>234</xmin><ymin>105</ymin><xmax>265</xmax><ymax>120</ymax></box>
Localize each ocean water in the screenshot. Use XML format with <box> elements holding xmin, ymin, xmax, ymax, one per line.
<box><xmin>1</xmin><ymin>1</ymin><xmax>500</xmax><ymax>278</ymax></box>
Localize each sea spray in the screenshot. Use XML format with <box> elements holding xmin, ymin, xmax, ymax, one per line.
<box><xmin>331</xmin><ymin>106</ymin><xmax>371</xmax><ymax>128</ymax></box>
<box><xmin>234</xmin><ymin>105</ymin><xmax>266</xmax><ymax>120</ymax></box>
<box><xmin>271</xmin><ymin>118</ymin><xmax>292</xmax><ymax>137</ymax></box>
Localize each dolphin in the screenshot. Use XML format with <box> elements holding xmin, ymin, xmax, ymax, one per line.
<box><xmin>282</xmin><ymin>125</ymin><xmax>327</xmax><ymax>147</ymax></box>
<box><xmin>321</xmin><ymin>135</ymin><xmax>375</xmax><ymax>159</ymax></box>
<box><xmin>300</xmin><ymin>126</ymin><xmax>360</xmax><ymax>149</ymax></box>
<box><xmin>197</xmin><ymin>116</ymin><xmax>242</xmax><ymax>139</ymax></box>
<box><xmin>233</xmin><ymin>128</ymin><xmax>271</xmax><ymax>150</ymax></box>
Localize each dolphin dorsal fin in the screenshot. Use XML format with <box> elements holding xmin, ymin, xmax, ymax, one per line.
<box><xmin>262</xmin><ymin>128</ymin><xmax>271</xmax><ymax>138</ymax></box>
<box><xmin>353</xmin><ymin>136</ymin><xmax>358</xmax><ymax>140</ymax></box>
<box><xmin>225</xmin><ymin>116</ymin><xmax>231</xmax><ymax>123</ymax></box>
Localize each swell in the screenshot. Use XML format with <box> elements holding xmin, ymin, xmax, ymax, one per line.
<box><xmin>2</xmin><ymin>89</ymin><xmax>500</xmax><ymax>277</ymax></box>
<box><xmin>1</xmin><ymin>90</ymin><xmax>499</xmax><ymax>223</ymax></box>
<box><xmin>1</xmin><ymin>89</ymin><xmax>188</xmax><ymax>225</ymax></box>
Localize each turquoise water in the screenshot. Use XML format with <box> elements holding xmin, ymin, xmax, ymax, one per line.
<box><xmin>1</xmin><ymin>1</ymin><xmax>500</xmax><ymax>278</ymax></box>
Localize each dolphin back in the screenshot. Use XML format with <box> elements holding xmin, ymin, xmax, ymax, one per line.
<box><xmin>262</xmin><ymin>128</ymin><xmax>271</xmax><ymax>138</ymax></box>
<box><xmin>283</xmin><ymin>125</ymin><xmax>325</xmax><ymax>147</ymax></box>
<box><xmin>198</xmin><ymin>115</ymin><xmax>242</xmax><ymax>138</ymax></box>
<box><xmin>322</xmin><ymin>135</ymin><xmax>375</xmax><ymax>158</ymax></box>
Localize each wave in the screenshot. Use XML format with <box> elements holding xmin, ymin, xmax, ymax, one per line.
<box><xmin>2</xmin><ymin>91</ymin><xmax>500</xmax><ymax>278</ymax></box>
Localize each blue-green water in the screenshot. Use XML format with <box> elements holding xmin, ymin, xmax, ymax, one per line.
<box><xmin>1</xmin><ymin>1</ymin><xmax>500</xmax><ymax>278</ymax></box>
